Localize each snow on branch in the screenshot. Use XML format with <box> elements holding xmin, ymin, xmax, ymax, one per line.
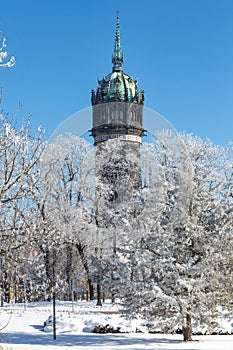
<box><xmin>0</xmin><ymin>32</ymin><xmax>15</xmax><ymax>68</ymax></box>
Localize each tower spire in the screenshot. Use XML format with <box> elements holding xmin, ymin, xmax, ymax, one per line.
<box><xmin>112</xmin><ymin>11</ymin><xmax>124</xmax><ymax>72</ymax></box>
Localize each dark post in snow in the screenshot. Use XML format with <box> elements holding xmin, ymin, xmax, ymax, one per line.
<box><xmin>52</xmin><ymin>251</ymin><xmax>56</xmax><ymax>340</ymax></box>
<box><xmin>53</xmin><ymin>291</ymin><xmax>56</xmax><ymax>340</ymax></box>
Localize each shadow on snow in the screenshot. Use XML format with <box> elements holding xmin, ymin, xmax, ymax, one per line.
<box><xmin>2</xmin><ymin>328</ymin><xmax>186</xmax><ymax>348</ymax></box>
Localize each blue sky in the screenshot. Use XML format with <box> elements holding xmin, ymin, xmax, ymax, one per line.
<box><xmin>0</xmin><ymin>0</ymin><xmax>233</xmax><ymax>145</ymax></box>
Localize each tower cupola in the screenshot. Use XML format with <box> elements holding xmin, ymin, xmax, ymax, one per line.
<box><xmin>91</xmin><ymin>14</ymin><xmax>144</xmax><ymax>107</ymax></box>
<box><xmin>91</xmin><ymin>13</ymin><xmax>145</xmax><ymax>146</ymax></box>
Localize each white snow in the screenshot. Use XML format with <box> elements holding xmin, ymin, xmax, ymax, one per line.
<box><xmin>0</xmin><ymin>300</ymin><xmax>232</xmax><ymax>350</ymax></box>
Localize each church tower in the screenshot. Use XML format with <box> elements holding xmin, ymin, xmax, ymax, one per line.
<box><xmin>90</xmin><ymin>14</ymin><xmax>145</xmax><ymax>202</ymax></box>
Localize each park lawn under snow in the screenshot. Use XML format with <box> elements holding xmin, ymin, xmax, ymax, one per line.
<box><xmin>0</xmin><ymin>300</ymin><xmax>232</xmax><ymax>350</ymax></box>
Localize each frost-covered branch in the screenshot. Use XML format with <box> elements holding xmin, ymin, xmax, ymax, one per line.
<box><xmin>0</xmin><ymin>33</ymin><xmax>15</xmax><ymax>68</ymax></box>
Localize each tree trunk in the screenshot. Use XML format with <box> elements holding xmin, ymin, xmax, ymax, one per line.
<box><xmin>76</xmin><ymin>243</ymin><xmax>94</xmax><ymax>300</ymax></box>
<box><xmin>85</xmin><ymin>279</ymin><xmax>94</xmax><ymax>301</ymax></box>
<box><xmin>182</xmin><ymin>313</ymin><xmax>192</xmax><ymax>341</ymax></box>
<box><xmin>1</xmin><ymin>287</ymin><xmax>4</xmax><ymax>307</ymax></box>
<box><xmin>87</xmin><ymin>278</ymin><xmax>94</xmax><ymax>301</ymax></box>
<box><xmin>96</xmin><ymin>283</ymin><xmax>102</xmax><ymax>306</ymax></box>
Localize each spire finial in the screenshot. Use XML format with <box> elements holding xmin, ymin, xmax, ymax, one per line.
<box><xmin>112</xmin><ymin>11</ymin><xmax>124</xmax><ymax>72</ymax></box>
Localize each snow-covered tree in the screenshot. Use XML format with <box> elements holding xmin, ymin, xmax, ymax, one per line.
<box><xmin>93</xmin><ymin>138</ymin><xmax>145</xmax><ymax>304</ymax></box>
<box><xmin>0</xmin><ymin>113</ymin><xmax>45</xmax><ymax>303</ymax></box>
<box><xmin>25</xmin><ymin>134</ymin><xmax>98</xmax><ymax>302</ymax></box>
<box><xmin>122</xmin><ymin>132</ymin><xmax>233</xmax><ymax>341</ymax></box>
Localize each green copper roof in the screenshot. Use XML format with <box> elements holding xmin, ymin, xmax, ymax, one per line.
<box><xmin>91</xmin><ymin>13</ymin><xmax>144</xmax><ymax>106</ymax></box>
<box><xmin>91</xmin><ymin>71</ymin><xmax>144</xmax><ymax>105</ymax></box>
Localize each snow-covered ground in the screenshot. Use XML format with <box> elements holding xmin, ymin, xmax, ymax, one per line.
<box><xmin>0</xmin><ymin>300</ymin><xmax>232</xmax><ymax>350</ymax></box>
